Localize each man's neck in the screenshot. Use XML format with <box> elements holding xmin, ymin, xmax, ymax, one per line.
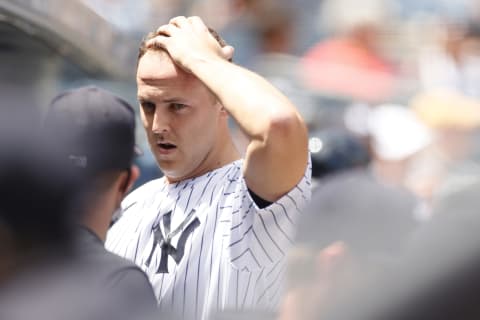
<box><xmin>81</xmin><ymin>205</ymin><xmax>113</xmax><ymax>243</ymax></box>
<box><xmin>166</xmin><ymin>133</ymin><xmax>241</xmax><ymax>184</ymax></box>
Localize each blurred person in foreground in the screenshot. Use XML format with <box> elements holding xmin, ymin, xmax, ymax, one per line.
<box><xmin>0</xmin><ymin>111</ymin><xmax>79</xmax><ymax>288</ymax></box>
<box><xmin>279</xmin><ymin>171</ymin><xmax>418</xmax><ymax>320</ymax></box>
<box><xmin>0</xmin><ymin>115</ymin><xmax>82</xmax><ymax>319</ymax></box>
<box><xmin>279</xmin><ymin>105</ymin><xmax>432</xmax><ymax>319</ymax></box>
<box><xmin>0</xmin><ymin>108</ymin><xmax>155</xmax><ymax>320</ymax></box>
<box><xmin>105</xmin><ymin>16</ymin><xmax>311</xmax><ymax>320</ymax></box>
<box><xmin>316</xmin><ymin>180</ymin><xmax>480</xmax><ymax>320</ymax></box>
<box><xmin>44</xmin><ymin>86</ymin><xmax>158</xmax><ymax>314</ymax></box>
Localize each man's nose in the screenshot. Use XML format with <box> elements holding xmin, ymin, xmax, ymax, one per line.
<box><xmin>152</xmin><ymin>108</ymin><xmax>171</xmax><ymax>134</ymax></box>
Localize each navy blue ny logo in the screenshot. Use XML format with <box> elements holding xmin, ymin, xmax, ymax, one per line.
<box><xmin>145</xmin><ymin>209</ymin><xmax>200</xmax><ymax>274</ymax></box>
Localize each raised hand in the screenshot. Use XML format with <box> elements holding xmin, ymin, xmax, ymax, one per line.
<box><xmin>147</xmin><ymin>16</ymin><xmax>234</xmax><ymax>73</ymax></box>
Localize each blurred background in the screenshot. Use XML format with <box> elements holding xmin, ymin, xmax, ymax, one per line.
<box><xmin>2</xmin><ymin>0</ymin><xmax>480</xmax><ymax>187</ymax></box>
<box><xmin>3</xmin><ymin>0</ymin><xmax>480</xmax><ymax>190</ymax></box>
<box><xmin>2</xmin><ymin>1</ymin><xmax>480</xmax><ymax>318</ymax></box>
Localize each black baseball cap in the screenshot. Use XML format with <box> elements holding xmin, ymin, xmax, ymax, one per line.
<box><xmin>45</xmin><ymin>86</ymin><xmax>141</xmax><ymax>175</ymax></box>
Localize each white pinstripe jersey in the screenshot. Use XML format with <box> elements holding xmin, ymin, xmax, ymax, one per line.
<box><xmin>106</xmin><ymin>159</ymin><xmax>311</xmax><ymax>320</ymax></box>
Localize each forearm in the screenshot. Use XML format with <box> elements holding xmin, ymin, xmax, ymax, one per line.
<box><xmin>189</xmin><ymin>56</ymin><xmax>309</xmax><ymax>200</ymax></box>
<box><xmin>188</xmin><ymin>56</ymin><xmax>305</xmax><ymax>141</ymax></box>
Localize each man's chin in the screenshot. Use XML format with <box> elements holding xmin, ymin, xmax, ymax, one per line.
<box><xmin>161</xmin><ymin>166</ymin><xmax>199</xmax><ymax>184</ymax></box>
<box><xmin>157</xmin><ymin>163</ymin><xmax>184</xmax><ymax>183</ymax></box>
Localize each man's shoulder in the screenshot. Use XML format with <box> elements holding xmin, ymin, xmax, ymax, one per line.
<box><xmin>76</xmin><ymin>228</ymin><xmax>143</xmax><ymax>272</ymax></box>
<box><xmin>92</xmin><ymin>245</ymin><xmax>140</xmax><ymax>270</ymax></box>
<box><xmin>121</xmin><ymin>177</ymin><xmax>166</xmax><ymax>208</ymax></box>
<box><xmin>130</xmin><ymin>176</ymin><xmax>166</xmax><ymax>197</ymax></box>
<box><xmin>73</xmin><ymin>240</ymin><xmax>157</xmax><ymax>312</ymax></box>
<box><xmin>77</xmin><ymin>236</ymin><xmax>155</xmax><ymax>293</ymax></box>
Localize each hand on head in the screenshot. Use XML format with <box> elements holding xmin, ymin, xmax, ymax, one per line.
<box><xmin>146</xmin><ymin>16</ymin><xmax>234</xmax><ymax>72</ymax></box>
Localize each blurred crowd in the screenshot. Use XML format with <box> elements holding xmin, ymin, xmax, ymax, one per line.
<box><xmin>2</xmin><ymin>0</ymin><xmax>480</xmax><ymax>319</ymax></box>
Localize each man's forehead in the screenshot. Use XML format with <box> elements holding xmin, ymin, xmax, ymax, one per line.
<box><xmin>137</xmin><ymin>50</ymin><xmax>191</xmax><ymax>84</ymax></box>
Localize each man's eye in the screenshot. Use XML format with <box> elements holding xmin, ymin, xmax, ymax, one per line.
<box><xmin>141</xmin><ymin>102</ymin><xmax>155</xmax><ymax>113</ymax></box>
<box><xmin>170</xmin><ymin>102</ymin><xmax>187</xmax><ymax>111</ymax></box>
<box><xmin>170</xmin><ymin>103</ymin><xmax>187</xmax><ymax>111</ymax></box>
<box><xmin>171</xmin><ymin>103</ymin><xmax>186</xmax><ymax>110</ymax></box>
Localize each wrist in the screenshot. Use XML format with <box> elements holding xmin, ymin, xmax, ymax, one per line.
<box><xmin>186</xmin><ymin>53</ymin><xmax>228</xmax><ymax>75</ymax></box>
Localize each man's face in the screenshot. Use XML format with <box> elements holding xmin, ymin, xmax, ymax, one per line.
<box><xmin>136</xmin><ymin>50</ymin><xmax>224</xmax><ymax>182</ymax></box>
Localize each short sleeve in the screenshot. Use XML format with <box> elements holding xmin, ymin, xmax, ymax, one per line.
<box><xmin>228</xmin><ymin>158</ymin><xmax>312</xmax><ymax>269</ymax></box>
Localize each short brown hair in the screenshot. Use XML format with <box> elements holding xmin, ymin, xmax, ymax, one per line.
<box><xmin>137</xmin><ymin>27</ymin><xmax>232</xmax><ymax>63</ymax></box>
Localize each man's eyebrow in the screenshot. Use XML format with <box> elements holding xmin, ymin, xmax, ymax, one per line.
<box><xmin>162</xmin><ymin>98</ymin><xmax>185</xmax><ymax>103</ymax></box>
<box><xmin>138</xmin><ymin>97</ymin><xmax>185</xmax><ymax>104</ymax></box>
<box><xmin>137</xmin><ymin>97</ymin><xmax>151</xmax><ymax>103</ymax></box>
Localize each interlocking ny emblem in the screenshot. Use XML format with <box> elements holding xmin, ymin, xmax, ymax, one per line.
<box><xmin>145</xmin><ymin>209</ymin><xmax>200</xmax><ymax>273</ymax></box>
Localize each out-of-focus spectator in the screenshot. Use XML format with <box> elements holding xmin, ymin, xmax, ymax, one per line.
<box><xmin>418</xmin><ymin>22</ymin><xmax>480</xmax><ymax>98</ymax></box>
<box><xmin>251</xmin><ymin>3</ymin><xmax>319</xmax><ymax>131</ymax></box>
<box><xmin>344</xmin><ymin>103</ymin><xmax>433</xmax><ymax>193</ymax></box>
<box><xmin>320</xmin><ymin>180</ymin><xmax>480</xmax><ymax>320</ymax></box>
<box><xmin>280</xmin><ymin>164</ymin><xmax>418</xmax><ymax>319</ymax></box>
<box><xmin>367</xmin><ymin>104</ymin><xmax>433</xmax><ymax>221</ymax></box>
<box><xmin>279</xmin><ymin>103</ymin><xmax>433</xmax><ymax>319</ymax></box>
<box><xmin>252</xmin><ymin>3</ymin><xmax>297</xmax><ymax>77</ymax></box>
<box><xmin>406</xmin><ymin>91</ymin><xmax>480</xmax><ymax>208</ymax></box>
<box><xmin>211</xmin><ymin>0</ymin><xmax>268</xmax><ymax>67</ymax></box>
<box><xmin>204</xmin><ymin>0</ymin><xmax>302</xmax><ymax>68</ymax></box>
<box><xmin>301</xmin><ymin>0</ymin><xmax>398</xmax><ymax>103</ymax></box>
<box><xmin>308</xmin><ymin>128</ymin><xmax>371</xmax><ymax>181</ymax></box>
<box><xmin>367</xmin><ymin>104</ymin><xmax>432</xmax><ymax>188</ymax></box>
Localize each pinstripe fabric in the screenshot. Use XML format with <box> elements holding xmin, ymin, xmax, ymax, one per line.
<box><xmin>106</xmin><ymin>159</ymin><xmax>311</xmax><ymax>320</ymax></box>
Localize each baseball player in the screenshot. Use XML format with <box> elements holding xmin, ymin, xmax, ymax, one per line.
<box><xmin>106</xmin><ymin>16</ymin><xmax>311</xmax><ymax>320</ymax></box>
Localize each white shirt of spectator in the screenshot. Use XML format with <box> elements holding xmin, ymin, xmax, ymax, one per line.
<box><xmin>106</xmin><ymin>159</ymin><xmax>311</xmax><ymax>320</ymax></box>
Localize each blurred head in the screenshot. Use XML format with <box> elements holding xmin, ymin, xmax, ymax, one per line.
<box><xmin>367</xmin><ymin>104</ymin><xmax>433</xmax><ymax>162</ymax></box>
<box><xmin>44</xmin><ymin>86</ymin><xmax>140</xmax><ymax>224</ymax></box>
<box><xmin>282</xmin><ymin>166</ymin><xmax>417</xmax><ymax>319</ymax></box>
<box><xmin>136</xmin><ymin>28</ymin><xmax>234</xmax><ymax>182</ymax></box>
<box><xmin>411</xmin><ymin>91</ymin><xmax>480</xmax><ymax>160</ymax></box>
<box><xmin>255</xmin><ymin>4</ymin><xmax>295</xmax><ymax>54</ymax></box>
<box><xmin>319</xmin><ymin>0</ymin><xmax>391</xmax><ymax>43</ymax></box>
<box><xmin>308</xmin><ymin>128</ymin><xmax>370</xmax><ymax>179</ymax></box>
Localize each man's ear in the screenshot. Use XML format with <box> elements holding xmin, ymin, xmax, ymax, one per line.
<box><xmin>115</xmin><ymin>165</ymin><xmax>140</xmax><ymax>207</ymax></box>
<box><xmin>119</xmin><ymin>165</ymin><xmax>140</xmax><ymax>196</ymax></box>
<box><xmin>126</xmin><ymin>165</ymin><xmax>140</xmax><ymax>194</ymax></box>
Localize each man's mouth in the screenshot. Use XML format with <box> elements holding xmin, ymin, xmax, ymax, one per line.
<box><xmin>158</xmin><ymin>143</ymin><xmax>177</xmax><ymax>150</ymax></box>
